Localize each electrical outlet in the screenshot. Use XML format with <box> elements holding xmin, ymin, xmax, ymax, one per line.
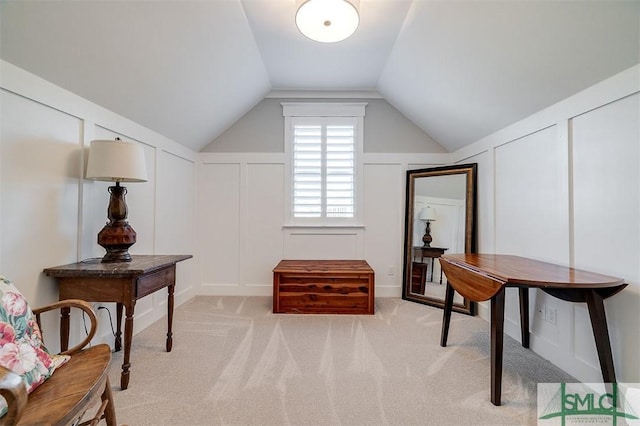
<box><xmin>546</xmin><ymin>307</ymin><xmax>557</xmax><ymax>325</ymax></box>
<box><xmin>387</xmin><ymin>266</ymin><xmax>395</xmax><ymax>276</ymax></box>
<box><xmin>539</xmin><ymin>304</ymin><xmax>557</xmax><ymax>325</ymax></box>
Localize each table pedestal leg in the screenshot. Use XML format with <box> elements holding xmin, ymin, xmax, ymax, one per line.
<box><xmin>519</xmin><ymin>288</ymin><xmax>530</xmax><ymax>348</ymax></box>
<box><xmin>585</xmin><ymin>289</ymin><xmax>617</xmax><ymax>384</ymax></box>
<box><xmin>120</xmin><ymin>302</ymin><xmax>135</xmax><ymax>390</ymax></box>
<box><xmin>166</xmin><ymin>284</ymin><xmax>174</xmax><ymax>352</ymax></box>
<box><xmin>440</xmin><ymin>283</ymin><xmax>455</xmax><ymax>347</ymax></box>
<box><xmin>491</xmin><ymin>290</ymin><xmax>505</xmax><ymax>406</ymax></box>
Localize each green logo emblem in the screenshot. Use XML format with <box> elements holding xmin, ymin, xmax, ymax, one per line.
<box><xmin>538</xmin><ymin>383</ymin><xmax>639</xmax><ymax>425</ymax></box>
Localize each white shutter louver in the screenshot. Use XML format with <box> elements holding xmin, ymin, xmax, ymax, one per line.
<box><xmin>292</xmin><ymin>122</ymin><xmax>355</xmax><ymax>219</ymax></box>
<box><xmin>293</xmin><ymin>125</ymin><xmax>322</xmax><ymax>217</ymax></box>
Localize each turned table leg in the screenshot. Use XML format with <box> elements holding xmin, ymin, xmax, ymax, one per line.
<box><xmin>166</xmin><ymin>284</ymin><xmax>174</xmax><ymax>352</ymax></box>
<box><xmin>115</xmin><ymin>303</ymin><xmax>123</xmax><ymax>352</ymax></box>
<box><xmin>120</xmin><ymin>301</ymin><xmax>135</xmax><ymax>390</ymax></box>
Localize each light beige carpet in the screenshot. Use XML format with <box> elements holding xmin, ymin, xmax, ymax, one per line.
<box><xmin>104</xmin><ymin>296</ymin><xmax>574</xmax><ymax>425</ymax></box>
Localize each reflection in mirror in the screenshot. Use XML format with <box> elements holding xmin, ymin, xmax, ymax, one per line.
<box><xmin>402</xmin><ymin>164</ymin><xmax>477</xmax><ymax>314</ymax></box>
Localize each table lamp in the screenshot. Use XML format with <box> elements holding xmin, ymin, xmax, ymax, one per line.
<box><xmin>86</xmin><ymin>138</ymin><xmax>148</xmax><ymax>263</ymax></box>
<box><xmin>419</xmin><ymin>206</ymin><xmax>436</xmax><ymax>247</ymax></box>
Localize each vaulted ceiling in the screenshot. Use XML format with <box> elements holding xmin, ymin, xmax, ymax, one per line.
<box><xmin>1</xmin><ymin>1</ymin><xmax>638</xmax><ymax>152</ymax></box>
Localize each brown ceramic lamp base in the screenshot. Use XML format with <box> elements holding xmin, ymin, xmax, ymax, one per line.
<box><xmin>98</xmin><ymin>182</ymin><xmax>136</xmax><ymax>263</ymax></box>
<box><xmin>422</xmin><ymin>220</ymin><xmax>433</xmax><ymax>247</ymax></box>
<box><xmin>98</xmin><ymin>221</ymin><xmax>136</xmax><ymax>263</ymax></box>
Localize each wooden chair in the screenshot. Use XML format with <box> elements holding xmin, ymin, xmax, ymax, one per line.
<box><xmin>0</xmin><ymin>299</ymin><xmax>116</xmax><ymax>425</ymax></box>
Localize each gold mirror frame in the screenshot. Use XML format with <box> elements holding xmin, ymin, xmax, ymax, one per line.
<box><xmin>402</xmin><ymin>163</ymin><xmax>477</xmax><ymax>315</ymax></box>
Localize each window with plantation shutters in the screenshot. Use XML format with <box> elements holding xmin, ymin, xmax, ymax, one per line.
<box><xmin>283</xmin><ymin>103</ymin><xmax>365</xmax><ymax>226</ymax></box>
<box><xmin>292</xmin><ymin>120</ymin><xmax>355</xmax><ymax>219</ymax></box>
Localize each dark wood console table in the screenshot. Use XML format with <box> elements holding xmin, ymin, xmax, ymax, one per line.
<box><xmin>44</xmin><ymin>254</ymin><xmax>192</xmax><ymax>390</ymax></box>
<box><xmin>439</xmin><ymin>254</ymin><xmax>626</xmax><ymax>406</ymax></box>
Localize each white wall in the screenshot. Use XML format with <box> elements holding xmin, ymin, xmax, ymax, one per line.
<box><xmin>452</xmin><ymin>65</ymin><xmax>640</xmax><ymax>383</ymax></box>
<box><xmin>0</xmin><ymin>60</ymin><xmax>197</xmax><ymax>350</ymax></box>
<box><xmin>201</xmin><ymin>98</ymin><xmax>446</xmax><ymax>154</ymax></box>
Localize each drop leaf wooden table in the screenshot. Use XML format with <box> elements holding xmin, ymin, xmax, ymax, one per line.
<box><xmin>439</xmin><ymin>254</ymin><xmax>626</xmax><ymax>406</ymax></box>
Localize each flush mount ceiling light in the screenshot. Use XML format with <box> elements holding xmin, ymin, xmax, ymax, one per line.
<box><xmin>296</xmin><ymin>0</ymin><xmax>360</xmax><ymax>43</ymax></box>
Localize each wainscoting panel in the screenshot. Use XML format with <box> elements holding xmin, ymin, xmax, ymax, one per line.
<box><xmin>0</xmin><ymin>89</ymin><xmax>82</xmax><ymax>307</ymax></box>
<box><xmin>494</xmin><ymin>126</ymin><xmax>570</xmax><ymax>354</ymax></box>
<box><xmin>363</xmin><ymin>163</ymin><xmax>403</xmax><ymax>295</ymax></box>
<box><xmin>571</xmin><ymin>92</ymin><xmax>640</xmax><ymax>381</ymax></box>
<box><xmin>199</xmin><ymin>163</ymin><xmax>241</xmax><ymax>287</ymax></box>
<box><xmin>245</xmin><ymin>163</ymin><xmax>285</xmax><ymax>287</ymax></box>
<box><xmin>156</xmin><ymin>150</ymin><xmax>196</xmax><ymax>301</ymax></box>
<box><xmin>494</xmin><ymin>125</ymin><xmax>570</xmax><ymax>263</ymax></box>
<box><xmin>572</xmin><ymin>93</ymin><xmax>639</xmax><ymax>282</ymax></box>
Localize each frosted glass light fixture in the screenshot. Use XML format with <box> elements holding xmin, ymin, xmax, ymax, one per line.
<box><xmin>296</xmin><ymin>0</ymin><xmax>360</xmax><ymax>43</ymax></box>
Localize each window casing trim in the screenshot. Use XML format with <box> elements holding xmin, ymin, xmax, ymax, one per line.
<box><xmin>283</xmin><ymin>102</ymin><xmax>366</xmax><ymax>227</ymax></box>
<box><xmin>282</xmin><ymin>102</ymin><xmax>367</xmax><ymax>118</ymax></box>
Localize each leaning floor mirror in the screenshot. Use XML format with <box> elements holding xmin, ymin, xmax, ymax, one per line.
<box><xmin>402</xmin><ymin>163</ymin><xmax>477</xmax><ymax>315</ymax></box>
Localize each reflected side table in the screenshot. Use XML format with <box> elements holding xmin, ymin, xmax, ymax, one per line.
<box><xmin>413</xmin><ymin>246</ymin><xmax>448</xmax><ymax>288</ymax></box>
<box><xmin>44</xmin><ymin>254</ymin><xmax>192</xmax><ymax>390</ymax></box>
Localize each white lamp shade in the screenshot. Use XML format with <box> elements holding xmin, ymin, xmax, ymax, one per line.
<box><xmin>86</xmin><ymin>139</ymin><xmax>148</xmax><ymax>182</ymax></box>
<box><xmin>296</xmin><ymin>0</ymin><xmax>359</xmax><ymax>43</ymax></box>
<box><xmin>419</xmin><ymin>206</ymin><xmax>436</xmax><ymax>221</ymax></box>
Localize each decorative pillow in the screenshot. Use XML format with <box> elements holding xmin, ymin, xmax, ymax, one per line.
<box><xmin>0</xmin><ymin>276</ymin><xmax>70</xmax><ymax>417</ymax></box>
